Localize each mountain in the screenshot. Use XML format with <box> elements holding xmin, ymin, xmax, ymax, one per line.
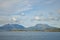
<box><xmin>0</xmin><ymin>24</ymin><xmax>60</xmax><ymax>32</ymax></box>
<box><xmin>0</xmin><ymin>24</ymin><xmax>25</xmax><ymax>31</ymax></box>
<box><xmin>27</xmin><ymin>24</ymin><xmax>56</xmax><ymax>31</ymax></box>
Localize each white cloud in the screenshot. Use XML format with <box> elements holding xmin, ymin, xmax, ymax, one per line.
<box><xmin>32</xmin><ymin>16</ymin><xmax>46</xmax><ymax>21</ymax></box>
<box><xmin>9</xmin><ymin>13</ymin><xmax>28</xmax><ymax>23</ymax></box>
<box><xmin>0</xmin><ymin>0</ymin><xmax>32</xmax><ymax>15</ymax></box>
<box><xmin>32</xmin><ymin>14</ymin><xmax>60</xmax><ymax>22</ymax></box>
<box><xmin>34</xmin><ymin>16</ymin><xmax>40</xmax><ymax>20</ymax></box>
<box><xmin>12</xmin><ymin>17</ymin><xmax>17</xmax><ymax>22</ymax></box>
<box><xmin>29</xmin><ymin>0</ymin><xmax>55</xmax><ymax>5</ymax></box>
<box><xmin>10</xmin><ymin>15</ymin><xmax>21</xmax><ymax>22</ymax></box>
<box><xmin>44</xmin><ymin>0</ymin><xmax>55</xmax><ymax>4</ymax></box>
<box><xmin>0</xmin><ymin>16</ymin><xmax>10</xmax><ymax>24</ymax></box>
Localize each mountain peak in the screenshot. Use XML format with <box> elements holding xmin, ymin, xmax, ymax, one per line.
<box><xmin>0</xmin><ymin>24</ymin><xmax>25</xmax><ymax>31</ymax></box>
<box><xmin>35</xmin><ymin>24</ymin><xmax>50</xmax><ymax>27</ymax></box>
<box><xmin>28</xmin><ymin>24</ymin><xmax>54</xmax><ymax>30</ymax></box>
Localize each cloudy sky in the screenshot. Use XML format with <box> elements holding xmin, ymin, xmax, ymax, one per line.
<box><xmin>0</xmin><ymin>0</ymin><xmax>60</xmax><ymax>28</ymax></box>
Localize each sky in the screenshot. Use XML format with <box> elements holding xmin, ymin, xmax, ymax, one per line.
<box><xmin>0</xmin><ymin>0</ymin><xmax>60</xmax><ymax>28</ymax></box>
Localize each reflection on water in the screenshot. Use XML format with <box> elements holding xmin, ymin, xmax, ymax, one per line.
<box><xmin>0</xmin><ymin>32</ymin><xmax>60</xmax><ymax>40</ymax></box>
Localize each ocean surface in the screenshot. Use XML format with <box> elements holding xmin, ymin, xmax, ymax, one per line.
<box><xmin>0</xmin><ymin>32</ymin><xmax>60</xmax><ymax>40</ymax></box>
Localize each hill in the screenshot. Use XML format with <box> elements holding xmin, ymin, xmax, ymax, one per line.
<box><xmin>0</xmin><ymin>24</ymin><xmax>25</xmax><ymax>31</ymax></box>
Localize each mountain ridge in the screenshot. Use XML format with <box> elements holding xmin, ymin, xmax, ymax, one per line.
<box><xmin>0</xmin><ymin>24</ymin><xmax>25</xmax><ymax>31</ymax></box>
<box><xmin>0</xmin><ymin>24</ymin><xmax>60</xmax><ymax>32</ymax></box>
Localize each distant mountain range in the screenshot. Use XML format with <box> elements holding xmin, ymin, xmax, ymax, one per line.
<box><xmin>0</xmin><ymin>24</ymin><xmax>60</xmax><ymax>32</ymax></box>
<box><xmin>26</xmin><ymin>24</ymin><xmax>56</xmax><ymax>31</ymax></box>
<box><xmin>0</xmin><ymin>24</ymin><xmax>25</xmax><ymax>31</ymax></box>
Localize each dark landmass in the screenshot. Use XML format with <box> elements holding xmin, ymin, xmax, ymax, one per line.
<box><xmin>0</xmin><ymin>24</ymin><xmax>60</xmax><ymax>32</ymax></box>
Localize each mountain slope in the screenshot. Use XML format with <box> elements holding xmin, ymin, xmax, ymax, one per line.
<box><xmin>0</xmin><ymin>24</ymin><xmax>25</xmax><ymax>31</ymax></box>
<box><xmin>27</xmin><ymin>24</ymin><xmax>56</xmax><ymax>30</ymax></box>
<box><xmin>0</xmin><ymin>24</ymin><xmax>60</xmax><ymax>32</ymax></box>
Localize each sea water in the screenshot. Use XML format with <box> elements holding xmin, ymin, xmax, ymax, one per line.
<box><xmin>0</xmin><ymin>32</ymin><xmax>60</xmax><ymax>40</ymax></box>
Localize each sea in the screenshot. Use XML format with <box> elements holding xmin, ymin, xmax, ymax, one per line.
<box><xmin>0</xmin><ymin>32</ymin><xmax>60</xmax><ymax>40</ymax></box>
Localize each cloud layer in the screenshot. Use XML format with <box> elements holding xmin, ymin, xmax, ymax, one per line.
<box><xmin>0</xmin><ymin>0</ymin><xmax>60</xmax><ymax>28</ymax></box>
<box><xmin>0</xmin><ymin>0</ymin><xmax>32</xmax><ymax>15</ymax></box>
